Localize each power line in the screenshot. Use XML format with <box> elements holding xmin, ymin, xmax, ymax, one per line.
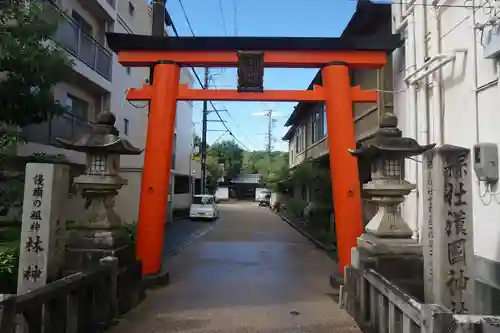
<box><xmin>175</xmin><ymin>0</ymin><xmax>195</xmax><ymax>35</ymax></box>
<box><xmin>206</xmin><ymin>75</ymin><xmax>257</xmax><ymax>149</ymax></box>
<box><xmin>343</xmin><ymin>0</ymin><xmax>496</xmax><ymax>9</ymax></box>
<box><xmin>173</xmin><ymin>0</ymin><xmax>251</xmax><ymax>151</ymax></box>
<box><xmin>232</xmin><ymin>0</ymin><xmax>239</xmax><ymax>36</ymax></box>
<box><xmin>218</xmin><ymin>0</ymin><xmax>228</xmax><ymax>36</ymax></box>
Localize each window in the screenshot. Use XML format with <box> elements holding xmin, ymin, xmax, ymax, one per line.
<box><xmin>123</xmin><ymin>118</ymin><xmax>129</xmax><ymax>135</ymax></box>
<box><xmin>125</xmin><ymin>67</ymin><xmax>131</xmax><ymax>75</ymax></box>
<box><xmin>128</xmin><ymin>1</ymin><xmax>135</xmax><ymax>16</ymax></box>
<box><xmin>311</xmin><ymin>103</ymin><xmax>325</xmax><ymax>143</ymax></box>
<box><xmin>66</xmin><ymin>94</ymin><xmax>89</xmax><ymax>119</ymax></box>
<box><xmin>295</xmin><ymin>125</ymin><xmax>305</xmax><ymax>153</ymax></box>
<box><xmin>192</xmin><ymin>196</ymin><xmax>214</xmax><ymax>205</ymax></box>
<box><xmin>171</xmin><ymin>133</ymin><xmax>177</xmax><ymax>169</ymax></box>
<box><xmin>72</xmin><ymin>11</ymin><xmax>93</xmax><ymax>35</ymax></box>
<box><xmin>174</xmin><ymin>175</ymin><xmax>190</xmax><ymax>194</ymax></box>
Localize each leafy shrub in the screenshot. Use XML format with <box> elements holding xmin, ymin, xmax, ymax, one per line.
<box><xmin>0</xmin><ymin>249</ymin><xmax>17</xmax><ymax>275</ymax></box>
<box><xmin>307</xmin><ymin>206</ymin><xmax>332</xmax><ymax>231</ymax></box>
<box><xmin>0</xmin><ymin>248</ymin><xmax>19</xmax><ymax>293</ymax></box>
<box><xmin>121</xmin><ymin>221</ymin><xmax>137</xmax><ymax>243</ymax></box>
<box><xmin>286</xmin><ymin>198</ymin><xmax>307</xmax><ymax>218</ymax></box>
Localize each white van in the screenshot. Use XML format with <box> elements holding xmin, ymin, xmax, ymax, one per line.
<box><xmin>189</xmin><ymin>194</ymin><xmax>219</xmax><ymax>221</ymax></box>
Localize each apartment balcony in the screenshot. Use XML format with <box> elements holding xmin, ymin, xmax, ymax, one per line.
<box><xmin>53</xmin><ymin>9</ymin><xmax>113</xmax><ymax>92</ymax></box>
<box><xmin>289</xmin><ymin>138</ymin><xmax>328</xmax><ymax>169</ymax></box>
<box><xmin>21</xmin><ymin>112</ymin><xmax>93</xmax><ymax>148</ymax></box>
<box><xmin>77</xmin><ymin>0</ymin><xmax>117</xmax><ymax>22</ymax></box>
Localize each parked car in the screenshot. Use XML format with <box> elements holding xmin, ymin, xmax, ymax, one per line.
<box><xmin>258</xmin><ymin>193</ymin><xmax>271</xmax><ymax>207</ymax></box>
<box><xmin>189</xmin><ymin>194</ymin><xmax>219</xmax><ymax>221</ymax></box>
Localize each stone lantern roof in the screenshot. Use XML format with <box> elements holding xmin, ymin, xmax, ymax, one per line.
<box><xmin>349</xmin><ymin>113</ymin><xmax>435</xmax><ymax>159</ymax></box>
<box><xmin>56</xmin><ymin>111</ymin><xmax>142</xmax><ymax>155</ymax></box>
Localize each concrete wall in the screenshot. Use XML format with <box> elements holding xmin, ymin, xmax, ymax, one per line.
<box><xmin>392</xmin><ymin>0</ymin><xmax>500</xmax><ymax>313</ymax></box>
<box><xmin>173</xmin><ymin>71</ymin><xmax>195</xmax><ymax>176</ymax></box>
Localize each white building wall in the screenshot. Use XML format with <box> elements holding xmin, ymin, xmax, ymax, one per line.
<box><xmin>112</xmin><ymin>3</ymin><xmax>196</xmax><ymax>220</ymax></box>
<box><xmin>174</xmin><ymin>70</ymin><xmax>195</xmax><ymax>176</ymax></box>
<box><xmin>393</xmin><ymin>0</ymin><xmax>500</xmax><ymax>312</ymax></box>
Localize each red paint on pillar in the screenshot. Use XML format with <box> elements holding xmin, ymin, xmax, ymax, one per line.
<box><xmin>322</xmin><ymin>64</ymin><xmax>364</xmax><ymax>277</ymax></box>
<box><xmin>136</xmin><ymin>63</ymin><xmax>180</xmax><ymax>276</ymax></box>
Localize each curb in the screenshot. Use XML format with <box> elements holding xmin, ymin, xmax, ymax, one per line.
<box><xmin>277</xmin><ymin>213</ymin><xmax>333</xmax><ymax>254</ymax></box>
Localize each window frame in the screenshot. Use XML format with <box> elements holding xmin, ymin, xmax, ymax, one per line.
<box><xmin>123</xmin><ymin>118</ymin><xmax>129</xmax><ymax>136</ymax></box>
<box><xmin>71</xmin><ymin>10</ymin><xmax>93</xmax><ymax>35</ymax></box>
<box><xmin>295</xmin><ymin>125</ymin><xmax>306</xmax><ymax>153</ymax></box>
<box><xmin>66</xmin><ymin>94</ymin><xmax>90</xmax><ymax>119</ymax></box>
<box><xmin>128</xmin><ymin>1</ymin><xmax>135</xmax><ymax>16</ymax></box>
<box><xmin>311</xmin><ymin>103</ymin><xmax>325</xmax><ymax>143</ymax></box>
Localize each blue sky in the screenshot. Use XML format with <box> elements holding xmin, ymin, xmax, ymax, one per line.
<box><xmin>165</xmin><ymin>0</ymin><xmax>360</xmax><ymax>151</ymax></box>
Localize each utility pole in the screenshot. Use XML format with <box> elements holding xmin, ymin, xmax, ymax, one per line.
<box><xmin>201</xmin><ymin>67</ymin><xmax>209</xmax><ymax>194</ymax></box>
<box><xmin>264</xmin><ymin>109</ymin><xmax>276</xmax><ymax>166</ymax></box>
<box><xmin>151</xmin><ymin>0</ymin><xmax>166</xmax><ymax>37</ymax></box>
<box><xmin>150</xmin><ymin>0</ymin><xmax>166</xmax><ymax>84</ymax></box>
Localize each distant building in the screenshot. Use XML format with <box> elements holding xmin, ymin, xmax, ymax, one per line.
<box><xmin>281</xmin><ymin>0</ymin><xmax>393</xmax><ymax>223</ymax></box>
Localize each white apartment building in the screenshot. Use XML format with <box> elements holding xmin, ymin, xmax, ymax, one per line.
<box><xmin>392</xmin><ymin>0</ymin><xmax>500</xmax><ymax>314</ymax></box>
<box><xmin>18</xmin><ymin>0</ymin><xmax>199</xmax><ymax>222</ymax></box>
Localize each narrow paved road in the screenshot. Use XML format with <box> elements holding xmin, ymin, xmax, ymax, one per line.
<box><xmin>110</xmin><ymin>202</ymin><xmax>361</xmax><ymax>333</ymax></box>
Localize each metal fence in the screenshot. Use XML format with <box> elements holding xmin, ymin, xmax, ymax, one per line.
<box><xmin>21</xmin><ymin>112</ymin><xmax>93</xmax><ymax>147</ymax></box>
<box><xmin>53</xmin><ymin>8</ymin><xmax>112</xmax><ymax>80</ymax></box>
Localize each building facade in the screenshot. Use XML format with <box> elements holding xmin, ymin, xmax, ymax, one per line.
<box><xmin>392</xmin><ymin>0</ymin><xmax>500</xmax><ymax>313</ymax></box>
<box><xmin>282</xmin><ymin>0</ymin><xmax>394</xmax><ymax>220</ymax></box>
<box><xmin>16</xmin><ymin>0</ymin><xmax>198</xmax><ymax>222</ymax></box>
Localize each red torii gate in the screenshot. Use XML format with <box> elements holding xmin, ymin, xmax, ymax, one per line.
<box><xmin>106</xmin><ymin>33</ymin><xmax>401</xmax><ymax>278</ymax></box>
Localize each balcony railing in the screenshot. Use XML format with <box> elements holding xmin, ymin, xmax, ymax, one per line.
<box><xmin>52</xmin><ymin>7</ymin><xmax>112</xmax><ymax>80</ymax></box>
<box><xmin>22</xmin><ymin>112</ymin><xmax>93</xmax><ymax>147</ymax></box>
<box><xmin>105</xmin><ymin>0</ymin><xmax>116</xmax><ymax>9</ymax></box>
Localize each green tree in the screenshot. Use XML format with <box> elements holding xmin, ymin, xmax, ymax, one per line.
<box><xmin>209</xmin><ymin>140</ymin><xmax>244</xmax><ymax>181</ymax></box>
<box><xmin>0</xmin><ymin>0</ymin><xmax>71</xmax><ymax>217</ymax></box>
<box><xmin>241</xmin><ymin>150</ymin><xmax>289</xmax><ymax>188</ymax></box>
<box><xmin>206</xmin><ymin>156</ymin><xmax>222</xmax><ymax>192</ymax></box>
<box><xmin>0</xmin><ymin>0</ymin><xmax>71</xmax><ymax>127</ymax></box>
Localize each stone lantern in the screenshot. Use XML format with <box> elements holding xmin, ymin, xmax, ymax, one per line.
<box><xmin>349</xmin><ymin>113</ymin><xmax>435</xmax><ymax>252</ymax></box>
<box><xmin>56</xmin><ymin>111</ymin><xmax>142</xmax><ymax>270</ymax></box>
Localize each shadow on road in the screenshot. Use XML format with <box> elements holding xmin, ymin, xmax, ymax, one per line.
<box><xmin>163</xmin><ymin>219</ymin><xmax>215</xmax><ymax>259</ymax></box>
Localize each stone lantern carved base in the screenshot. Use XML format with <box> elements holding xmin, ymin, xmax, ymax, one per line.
<box><xmin>363</xmin><ymin>179</ymin><xmax>415</xmax><ymax>238</ymax></box>
<box><xmin>364</xmin><ymin>199</ymin><xmax>414</xmax><ymax>238</ymax></box>
<box><xmin>68</xmin><ymin>192</ymin><xmax>129</xmax><ymax>250</ymax></box>
<box><xmin>66</xmin><ymin>191</ymin><xmax>134</xmax><ymax>269</ymax></box>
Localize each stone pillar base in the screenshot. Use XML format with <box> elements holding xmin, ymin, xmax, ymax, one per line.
<box><xmin>142</xmin><ymin>268</ymin><xmax>171</xmax><ymax>289</ymax></box>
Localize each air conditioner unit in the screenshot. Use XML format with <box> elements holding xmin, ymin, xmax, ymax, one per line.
<box><xmin>483</xmin><ymin>23</ymin><xmax>500</xmax><ymax>59</ymax></box>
